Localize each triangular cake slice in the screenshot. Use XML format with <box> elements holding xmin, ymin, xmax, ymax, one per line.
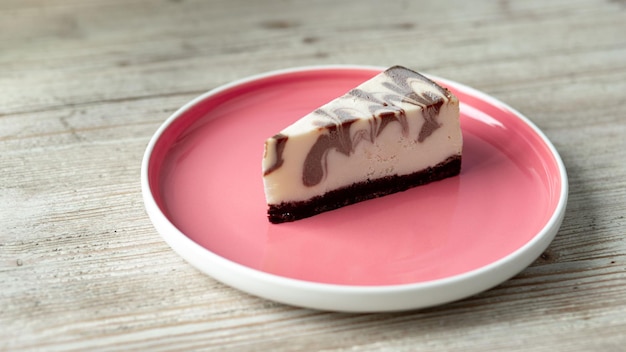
<box><xmin>263</xmin><ymin>66</ymin><xmax>462</xmax><ymax>223</ymax></box>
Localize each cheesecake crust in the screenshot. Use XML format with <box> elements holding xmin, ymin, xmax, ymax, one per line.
<box><xmin>267</xmin><ymin>154</ymin><xmax>461</xmax><ymax>223</ymax></box>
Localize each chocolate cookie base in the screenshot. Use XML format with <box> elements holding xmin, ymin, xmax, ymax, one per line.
<box><xmin>267</xmin><ymin>154</ymin><xmax>462</xmax><ymax>224</ymax></box>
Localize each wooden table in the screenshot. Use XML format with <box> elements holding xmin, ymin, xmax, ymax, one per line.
<box><xmin>2</xmin><ymin>0</ymin><xmax>625</xmax><ymax>350</ymax></box>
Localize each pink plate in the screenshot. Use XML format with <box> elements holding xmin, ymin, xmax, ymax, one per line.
<box><xmin>142</xmin><ymin>66</ymin><xmax>567</xmax><ymax>312</ymax></box>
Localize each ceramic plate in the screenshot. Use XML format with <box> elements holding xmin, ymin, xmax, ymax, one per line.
<box><xmin>141</xmin><ymin>65</ymin><xmax>568</xmax><ymax>312</ymax></box>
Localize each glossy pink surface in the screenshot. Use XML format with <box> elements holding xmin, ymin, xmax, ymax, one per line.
<box><xmin>148</xmin><ymin>67</ymin><xmax>563</xmax><ymax>286</ymax></box>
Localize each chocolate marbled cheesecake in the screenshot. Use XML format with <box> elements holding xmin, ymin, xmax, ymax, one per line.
<box><xmin>263</xmin><ymin>66</ymin><xmax>462</xmax><ymax>223</ymax></box>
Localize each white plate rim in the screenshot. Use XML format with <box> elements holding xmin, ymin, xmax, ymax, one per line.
<box><xmin>141</xmin><ymin>65</ymin><xmax>568</xmax><ymax>312</ymax></box>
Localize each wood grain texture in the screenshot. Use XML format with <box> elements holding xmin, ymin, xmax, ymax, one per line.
<box><xmin>1</xmin><ymin>0</ymin><xmax>625</xmax><ymax>350</ymax></box>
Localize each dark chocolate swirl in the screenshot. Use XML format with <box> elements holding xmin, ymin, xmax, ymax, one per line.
<box><xmin>302</xmin><ymin>67</ymin><xmax>447</xmax><ymax>187</ymax></box>
<box><xmin>263</xmin><ymin>133</ymin><xmax>288</xmax><ymax>177</ymax></box>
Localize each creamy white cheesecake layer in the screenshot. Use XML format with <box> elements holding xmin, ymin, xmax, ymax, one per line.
<box><xmin>263</xmin><ymin>68</ymin><xmax>462</xmax><ymax>205</ymax></box>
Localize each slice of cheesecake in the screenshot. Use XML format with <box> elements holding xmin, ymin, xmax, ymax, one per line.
<box><xmin>263</xmin><ymin>66</ymin><xmax>462</xmax><ymax>223</ymax></box>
